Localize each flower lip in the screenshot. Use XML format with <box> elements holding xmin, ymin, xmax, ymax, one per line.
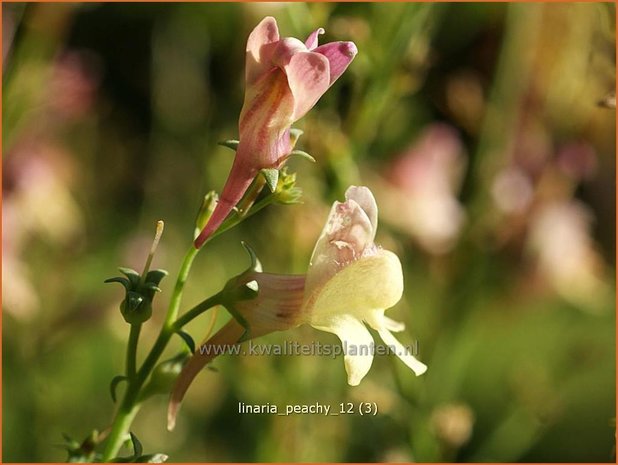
<box><xmin>305</xmin><ymin>28</ymin><xmax>325</xmax><ymax>50</ymax></box>
<box><xmin>302</xmin><ymin>186</ymin><xmax>427</xmax><ymax>385</ymax></box>
<box><xmin>312</xmin><ymin>41</ymin><xmax>358</xmax><ymax>84</ymax></box>
<box><xmin>245</xmin><ymin>16</ymin><xmax>280</xmax><ymax>84</ymax></box>
<box><xmin>339</xmin><ymin>41</ymin><xmax>358</xmax><ymax>58</ymax></box>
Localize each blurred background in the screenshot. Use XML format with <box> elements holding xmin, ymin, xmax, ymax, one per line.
<box><xmin>3</xmin><ymin>2</ymin><xmax>616</xmax><ymax>462</ymax></box>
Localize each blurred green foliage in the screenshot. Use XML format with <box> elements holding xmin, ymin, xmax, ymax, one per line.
<box><xmin>3</xmin><ymin>2</ymin><xmax>615</xmax><ymax>462</ymax></box>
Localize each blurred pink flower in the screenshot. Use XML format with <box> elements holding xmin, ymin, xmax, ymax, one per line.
<box><xmin>194</xmin><ymin>17</ymin><xmax>357</xmax><ymax>248</ymax></box>
<box><xmin>527</xmin><ymin>200</ymin><xmax>610</xmax><ymax>311</ymax></box>
<box><xmin>47</xmin><ymin>51</ymin><xmax>101</xmax><ymax>120</ymax></box>
<box><xmin>377</xmin><ymin>124</ymin><xmax>466</xmax><ymax>254</ymax></box>
<box><xmin>491</xmin><ymin>166</ymin><xmax>534</xmax><ymax>215</ymax></box>
<box><xmin>555</xmin><ymin>141</ymin><xmax>598</xmax><ymax>181</ymax></box>
<box><xmin>3</xmin><ymin>145</ymin><xmax>84</xmax><ymax>319</ymax></box>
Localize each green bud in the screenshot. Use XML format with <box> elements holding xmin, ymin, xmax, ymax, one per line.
<box><xmin>141</xmin><ymin>353</ymin><xmax>190</xmax><ymax>398</ymax></box>
<box><xmin>61</xmin><ymin>430</ymin><xmax>102</xmax><ymax>462</ymax></box>
<box><xmin>195</xmin><ymin>191</ymin><xmax>218</xmax><ymax>237</ymax></box>
<box><xmin>105</xmin><ymin>267</ymin><xmax>168</xmax><ymax>325</ymax></box>
<box><xmin>273</xmin><ymin>168</ymin><xmax>302</xmax><ymax>205</ymax></box>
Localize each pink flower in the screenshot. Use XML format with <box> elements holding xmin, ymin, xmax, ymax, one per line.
<box><xmin>377</xmin><ymin>124</ymin><xmax>466</xmax><ymax>254</ymax></box>
<box><xmin>194</xmin><ymin>17</ymin><xmax>357</xmax><ymax>248</ymax></box>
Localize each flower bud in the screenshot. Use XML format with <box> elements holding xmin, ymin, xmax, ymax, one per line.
<box><xmin>273</xmin><ymin>168</ymin><xmax>302</xmax><ymax>205</ymax></box>
<box><xmin>141</xmin><ymin>353</ymin><xmax>190</xmax><ymax>398</ymax></box>
<box><xmin>194</xmin><ymin>191</ymin><xmax>219</xmax><ymax>238</ymax></box>
<box><xmin>105</xmin><ymin>267</ymin><xmax>168</xmax><ymax>325</ymax></box>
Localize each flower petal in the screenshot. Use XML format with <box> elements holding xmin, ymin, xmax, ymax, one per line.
<box><xmin>305</xmin><ymin>27</ymin><xmax>325</xmax><ymax>50</ymax></box>
<box><xmin>305</xmin><ymin>193</ymin><xmax>376</xmax><ymax>297</ymax></box>
<box><xmin>307</xmin><ymin>250</ymin><xmax>404</xmax><ymax>325</ymax></box>
<box><xmin>245</xmin><ymin>16</ymin><xmax>280</xmax><ymax>85</ymax></box>
<box><xmin>271</xmin><ymin>37</ymin><xmax>308</xmax><ymax>68</ymax></box>
<box><xmin>376</xmin><ymin>327</ymin><xmax>428</xmax><ymax>376</ymax></box>
<box><xmin>345</xmin><ymin>185</ymin><xmax>378</xmax><ymax>236</ymax></box>
<box><xmin>381</xmin><ymin>315</ymin><xmax>406</xmax><ymax>332</ymax></box>
<box><xmin>312</xmin><ymin>314</ymin><xmax>375</xmax><ymax>386</ymax></box>
<box><xmin>284</xmin><ymin>51</ymin><xmax>330</xmax><ymax>121</ymax></box>
<box><xmin>313</xmin><ymin>41</ymin><xmax>357</xmax><ymax>85</ymax></box>
<box><xmin>238</xmin><ymin>69</ymin><xmax>295</xmax><ymax>162</ymax></box>
<box><xmin>233</xmin><ymin>272</ymin><xmax>306</xmax><ymax>338</ymax></box>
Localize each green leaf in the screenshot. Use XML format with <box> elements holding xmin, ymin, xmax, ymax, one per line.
<box><xmin>260</xmin><ymin>168</ymin><xmax>279</xmax><ymax>192</ymax></box>
<box><xmin>176</xmin><ymin>330</ymin><xmax>196</xmax><ymax>353</ymax></box>
<box><xmin>145</xmin><ymin>269</ymin><xmax>168</xmax><ymax>286</ymax></box>
<box><xmin>144</xmin><ymin>284</ymin><xmax>162</xmax><ymax>293</ymax></box>
<box><xmin>289</xmin><ymin>149</ymin><xmax>316</xmax><ymax>163</ymax></box>
<box><xmin>104</xmin><ymin>277</ymin><xmax>131</xmax><ymax>290</ymax></box>
<box><xmin>110</xmin><ymin>375</ymin><xmax>128</xmax><ymax>403</ymax></box>
<box><xmin>129</xmin><ymin>432</ymin><xmax>143</xmax><ymax>458</ymax></box>
<box><xmin>118</xmin><ymin>267</ymin><xmax>140</xmax><ymax>278</ymax></box>
<box><xmin>218</xmin><ymin>139</ymin><xmax>240</xmax><ymax>151</ymax></box>
<box><xmin>118</xmin><ymin>267</ymin><xmax>141</xmax><ymax>286</ymax></box>
<box><xmin>240</xmin><ymin>241</ymin><xmax>262</xmax><ymax>273</ymax></box>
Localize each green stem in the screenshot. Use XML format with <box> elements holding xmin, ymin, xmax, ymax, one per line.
<box><xmin>209</xmin><ymin>195</ymin><xmax>276</xmax><ymax>242</ymax></box>
<box><xmin>173</xmin><ymin>292</ymin><xmax>224</xmax><ymax>330</ymax></box>
<box><xmin>126</xmin><ymin>324</ymin><xmax>141</xmax><ymax>380</ymax></box>
<box><xmin>102</xmin><ymin>291</ymin><xmax>221</xmax><ymax>461</ymax></box>
<box><xmin>163</xmin><ymin>246</ymin><xmax>199</xmax><ymax>328</ymax></box>
<box><xmin>103</xmin><ymin>333</ymin><xmax>177</xmax><ymax>460</ymax></box>
<box><xmin>103</xmin><ymin>246</ymin><xmax>200</xmax><ymax>461</ymax></box>
<box><xmin>103</xmin><ymin>184</ymin><xmax>267</xmax><ymax>460</ymax></box>
<box><xmin>236</xmin><ymin>175</ymin><xmax>266</xmax><ymax>216</ymax></box>
<box><xmin>102</xmin><ymin>402</ymin><xmax>140</xmax><ymax>461</ymax></box>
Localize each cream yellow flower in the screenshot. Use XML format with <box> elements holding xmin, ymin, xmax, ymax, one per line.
<box><xmin>168</xmin><ymin>186</ymin><xmax>426</xmax><ymax>429</ymax></box>
<box><xmin>302</xmin><ymin>186</ymin><xmax>427</xmax><ymax>385</ymax></box>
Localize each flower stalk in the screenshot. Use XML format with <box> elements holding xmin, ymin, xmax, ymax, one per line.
<box><xmin>97</xmin><ymin>15</ymin><xmax>361</xmax><ymax>462</ymax></box>
<box><xmin>126</xmin><ymin>323</ymin><xmax>141</xmax><ymax>381</ymax></box>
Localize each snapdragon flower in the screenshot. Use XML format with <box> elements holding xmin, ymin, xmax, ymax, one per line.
<box><xmin>194</xmin><ymin>17</ymin><xmax>357</xmax><ymax>248</ymax></box>
<box><xmin>169</xmin><ymin>187</ymin><xmax>426</xmax><ymax>429</ymax></box>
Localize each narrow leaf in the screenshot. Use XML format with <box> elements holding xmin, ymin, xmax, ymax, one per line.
<box><xmin>176</xmin><ymin>330</ymin><xmax>196</xmax><ymax>354</ymax></box>
<box><xmin>104</xmin><ymin>277</ymin><xmax>131</xmax><ymax>290</ymax></box>
<box><xmin>218</xmin><ymin>140</ymin><xmax>240</xmax><ymax>151</ymax></box>
<box><xmin>110</xmin><ymin>375</ymin><xmax>128</xmax><ymax>403</ymax></box>
<box><xmin>289</xmin><ymin>150</ymin><xmax>316</xmax><ymax>163</ymax></box>
<box><xmin>260</xmin><ymin>168</ymin><xmax>279</xmax><ymax>192</ymax></box>
<box><xmin>129</xmin><ymin>432</ymin><xmax>143</xmax><ymax>458</ymax></box>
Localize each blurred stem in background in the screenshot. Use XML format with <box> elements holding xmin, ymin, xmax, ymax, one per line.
<box><xmin>349</xmin><ymin>2</ymin><xmax>437</xmax><ymax>147</ymax></box>
<box><xmin>464</xmin><ymin>3</ymin><xmax>542</xmax><ymax>227</ymax></box>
